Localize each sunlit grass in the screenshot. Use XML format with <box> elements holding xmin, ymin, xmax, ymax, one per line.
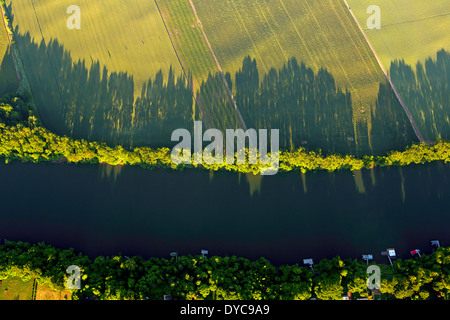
<box><xmin>346</xmin><ymin>0</ymin><xmax>450</xmax><ymax>70</ymax></box>
<box><xmin>193</xmin><ymin>0</ymin><xmax>385</xmax><ymax>120</ymax></box>
<box><xmin>0</xmin><ymin>277</ymin><xmax>34</xmax><ymax>300</ymax></box>
<box><xmin>6</xmin><ymin>0</ymin><xmax>182</xmax><ymax>97</ymax></box>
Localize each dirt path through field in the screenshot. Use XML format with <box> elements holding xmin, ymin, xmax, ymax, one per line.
<box><xmin>188</xmin><ymin>0</ymin><xmax>247</xmax><ymax>130</ymax></box>
<box><xmin>343</xmin><ymin>0</ymin><xmax>426</xmax><ymax>143</ymax></box>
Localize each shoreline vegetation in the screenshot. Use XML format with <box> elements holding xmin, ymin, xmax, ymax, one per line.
<box><xmin>1</xmin><ymin>240</ymin><xmax>449</xmax><ymax>300</ymax></box>
<box><xmin>0</xmin><ymin>93</ymin><xmax>449</xmax><ymax>174</ymax></box>
<box><xmin>0</xmin><ymin>3</ymin><xmax>448</xmax><ymax>174</ymax></box>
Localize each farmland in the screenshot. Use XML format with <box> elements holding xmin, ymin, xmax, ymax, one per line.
<box><xmin>0</xmin><ymin>3</ymin><xmax>17</xmax><ymax>96</ymax></box>
<box><xmin>192</xmin><ymin>0</ymin><xmax>386</xmax><ymax>120</ymax></box>
<box><xmin>0</xmin><ymin>276</ymin><xmax>71</xmax><ymax>300</ymax></box>
<box><xmin>4</xmin><ymin>0</ymin><xmax>191</xmax><ymax>147</ymax></box>
<box><xmin>347</xmin><ymin>0</ymin><xmax>450</xmax><ymax>141</ymax></box>
<box><xmin>156</xmin><ymin>0</ymin><xmax>241</xmax><ymax>131</ymax></box>
<box><xmin>3</xmin><ymin>0</ymin><xmax>426</xmax><ymax>154</ymax></box>
<box><xmin>346</xmin><ymin>0</ymin><xmax>449</xmax><ymax>71</ymax></box>
<box><xmin>0</xmin><ymin>277</ymin><xmax>33</xmax><ymax>300</ymax></box>
<box><xmin>156</xmin><ymin>0</ymin><xmax>218</xmax><ymax>91</ymax></box>
<box><xmin>6</xmin><ymin>0</ymin><xmax>182</xmax><ymax>96</ymax></box>
<box><xmin>184</xmin><ymin>0</ymin><xmax>415</xmax><ymax>154</ymax></box>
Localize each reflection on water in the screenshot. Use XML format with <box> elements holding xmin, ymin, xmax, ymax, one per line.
<box><xmin>301</xmin><ymin>172</ymin><xmax>307</xmax><ymax>193</ymax></box>
<box><xmin>99</xmin><ymin>164</ymin><xmax>123</xmax><ymax>183</ymax></box>
<box><xmin>245</xmin><ymin>173</ymin><xmax>263</xmax><ymax>197</ymax></box>
<box><xmin>352</xmin><ymin>170</ymin><xmax>366</xmax><ymax>194</ymax></box>
<box><xmin>370</xmin><ymin>167</ymin><xmax>376</xmax><ymax>187</ymax></box>
<box><xmin>0</xmin><ymin>162</ymin><xmax>449</xmax><ymax>265</ymax></box>
<box><xmin>399</xmin><ymin>167</ymin><xmax>406</xmax><ymax>203</ymax></box>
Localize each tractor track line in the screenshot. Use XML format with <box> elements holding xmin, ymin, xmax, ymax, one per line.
<box><xmin>343</xmin><ymin>0</ymin><xmax>426</xmax><ymax>143</ymax></box>
<box><xmin>188</xmin><ymin>0</ymin><xmax>247</xmax><ymax>130</ymax></box>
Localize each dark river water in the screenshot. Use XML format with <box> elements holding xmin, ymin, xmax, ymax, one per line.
<box><xmin>0</xmin><ymin>161</ymin><xmax>449</xmax><ymax>265</ymax></box>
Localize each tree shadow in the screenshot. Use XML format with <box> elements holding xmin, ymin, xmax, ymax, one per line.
<box><xmin>219</xmin><ymin>55</ymin><xmax>415</xmax><ymax>156</ymax></box>
<box><xmin>0</xmin><ymin>40</ymin><xmax>18</xmax><ymax>96</ymax></box>
<box><xmin>14</xmin><ymin>31</ymin><xmax>194</xmax><ymax>149</ymax></box>
<box><xmin>12</xmin><ymin>16</ymin><xmax>420</xmax><ymax>155</ymax></box>
<box><xmin>389</xmin><ymin>49</ymin><xmax>450</xmax><ymax>141</ymax></box>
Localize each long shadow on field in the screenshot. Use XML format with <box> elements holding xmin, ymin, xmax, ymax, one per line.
<box><xmin>14</xmin><ymin>32</ymin><xmax>194</xmax><ymax>148</ymax></box>
<box><xmin>217</xmin><ymin>56</ymin><xmax>416</xmax><ymax>155</ymax></box>
<box><xmin>389</xmin><ymin>49</ymin><xmax>450</xmax><ymax>141</ymax></box>
<box><xmin>0</xmin><ymin>46</ymin><xmax>18</xmax><ymax>96</ymax></box>
<box><xmin>14</xmin><ymin>29</ymin><xmax>417</xmax><ymax>155</ymax></box>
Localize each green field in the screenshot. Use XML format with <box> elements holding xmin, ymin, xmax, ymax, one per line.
<box><xmin>346</xmin><ymin>0</ymin><xmax>450</xmax><ymax>71</ymax></box>
<box><xmin>0</xmin><ymin>276</ymin><xmax>72</xmax><ymax>300</ymax></box>
<box><xmin>171</xmin><ymin>0</ymin><xmax>415</xmax><ymax>154</ymax></box>
<box><xmin>0</xmin><ymin>7</ymin><xmax>17</xmax><ymax>96</ymax></box>
<box><xmin>7</xmin><ymin>0</ymin><xmax>182</xmax><ymax>95</ymax></box>
<box><xmin>192</xmin><ymin>0</ymin><xmax>386</xmax><ymax>120</ymax></box>
<box><xmin>5</xmin><ymin>0</ymin><xmax>193</xmax><ymax>147</ymax></box>
<box><xmin>5</xmin><ymin>0</ymin><xmax>425</xmax><ymax>154</ymax></box>
<box><xmin>157</xmin><ymin>0</ymin><xmax>241</xmax><ymax>131</ymax></box>
<box><xmin>156</xmin><ymin>0</ymin><xmax>218</xmax><ymax>91</ymax></box>
<box><xmin>0</xmin><ymin>277</ymin><xmax>34</xmax><ymax>300</ymax></box>
<box><xmin>346</xmin><ymin>0</ymin><xmax>450</xmax><ymax>141</ymax></box>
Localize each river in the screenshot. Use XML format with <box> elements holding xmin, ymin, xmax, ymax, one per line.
<box><xmin>0</xmin><ymin>161</ymin><xmax>448</xmax><ymax>265</ymax></box>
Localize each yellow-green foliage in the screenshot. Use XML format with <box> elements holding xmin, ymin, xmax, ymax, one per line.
<box><xmin>0</xmin><ymin>91</ymin><xmax>448</xmax><ymax>174</ymax></box>
<box><xmin>0</xmin><ymin>117</ymin><xmax>448</xmax><ymax>174</ymax></box>
<box><xmin>2</xmin><ymin>240</ymin><xmax>450</xmax><ymax>300</ymax></box>
<box><xmin>0</xmin><ymin>1</ymin><xmax>13</xmax><ymax>37</ymax></box>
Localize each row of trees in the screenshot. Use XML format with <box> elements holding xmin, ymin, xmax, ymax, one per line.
<box><xmin>0</xmin><ymin>1</ymin><xmax>13</xmax><ymax>39</ymax></box>
<box><xmin>0</xmin><ymin>92</ymin><xmax>448</xmax><ymax>174</ymax></box>
<box><xmin>1</xmin><ymin>240</ymin><xmax>449</xmax><ymax>300</ymax></box>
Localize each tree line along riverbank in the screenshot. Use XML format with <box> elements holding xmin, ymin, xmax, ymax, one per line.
<box><xmin>0</xmin><ymin>93</ymin><xmax>449</xmax><ymax>174</ymax></box>
<box><xmin>1</xmin><ymin>239</ymin><xmax>449</xmax><ymax>300</ymax></box>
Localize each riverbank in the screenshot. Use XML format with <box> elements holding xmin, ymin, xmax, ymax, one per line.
<box><xmin>0</xmin><ymin>90</ymin><xmax>448</xmax><ymax>175</ymax></box>
<box><xmin>0</xmin><ymin>119</ymin><xmax>449</xmax><ymax>174</ymax></box>
<box><xmin>1</xmin><ymin>239</ymin><xmax>449</xmax><ymax>300</ymax></box>
<box><xmin>1</xmin><ymin>160</ymin><xmax>449</xmax><ymax>267</ymax></box>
